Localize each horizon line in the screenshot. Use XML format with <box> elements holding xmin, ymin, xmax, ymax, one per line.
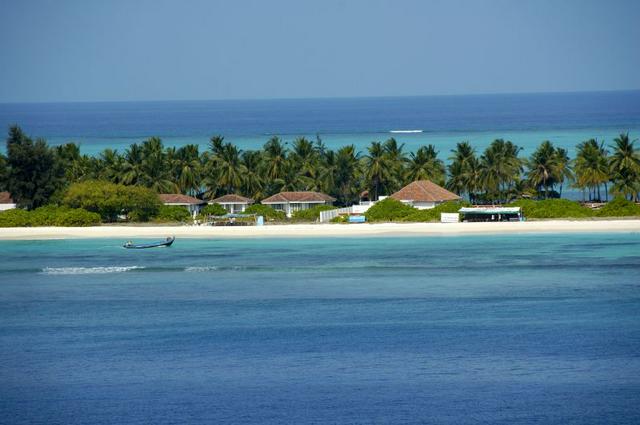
<box><xmin>1</xmin><ymin>88</ymin><xmax>639</xmax><ymax>106</ymax></box>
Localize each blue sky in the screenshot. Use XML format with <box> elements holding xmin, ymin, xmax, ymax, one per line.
<box><xmin>1</xmin><ymin>0</ymin><xmax>639</xmax><ymax>102</ymax></box>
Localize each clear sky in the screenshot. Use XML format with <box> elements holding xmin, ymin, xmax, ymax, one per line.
<box><xmin>1</xmin><ymin>0</ymin><xmax>639</xmax><ymax>102</ymax></box>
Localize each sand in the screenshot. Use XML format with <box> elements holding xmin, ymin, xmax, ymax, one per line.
<box><xmin>1</xmin><ymin>220</ymin><xmax>640</xmax><ymax>240</ymax></box>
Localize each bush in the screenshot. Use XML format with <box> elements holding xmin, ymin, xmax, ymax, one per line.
<box><xmin>0</xmin><ymin>206</ymin><xmax>100</xmax><ymax>227</ymax></box>
<box><xmin>330</xmin><ymin>215</ymin><xmax>349</xmax><ymax>223</ymax></box>
<box><xmin>155</xmin><ymin>205</ymin><xmax>192</xmax><ymax>223</ymax></box>
<box><xmin>199</xmin><ymin>203</ymin><xmax>227</xmax><ymax>217</ymax></box>
<box><xmin>243</xmin><ymin>204</ymin><xmax>286</xmax><ymax>221</ymax></box>
<box><xmin>0</xmin><ymin>209</ymin><xmax>31</xmax><ymax>227</ymax></box>
<box><xmin>596</xmin><ymin>197</ymin><xmax>640</xmax><ymax>217</ymax></box>
<box><xmin>54</xmin><ymin>208</ymin><xmax>101</xmax><ymax>226</ymax></box>
<box><xmin>403</xmin><ymin>201</ymin><xmax>470</xmax><ymax>222</ymax></box>
<box><xmin>364</xmin><ymin>198</ymin><xmax>416</xmax><ymax>222</ymax></box>
<box><xmin>63</xmin><ymin>180</ymin><xmax>161</xmax><ymax>222</ymax></box>
<box><xmin>507</xmin><ymin>199</ymin><xmax>593</xmax><ymax>219</ymax></box>
<box><xmin>291</xmin><ymin>205</ymin><xmax>335</xmax><ymax>222</ymax></box>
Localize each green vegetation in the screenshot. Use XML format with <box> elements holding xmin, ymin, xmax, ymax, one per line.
<box><xmin>155</xmin><ymin>205</ymin><xmax>192</xmax><ymax>223</ymax></box>
<box><xmin>0</xmin><ymin>209</ymin><xmax>31</xmax><ymax>227</ymax></box>
<box><xmin>5</xmin><ymin>126</ymin><xmax>64</xmax><ymax>209</ymax></box>
<box><xmin>2</xmin><ymin>126</ymin><xmax>640</xmax><ymax>225</ymax></box>
<box><xmin>403</xmin><ymin>201</ymin><xmax>471</xmax><ymax>222</ymax></box>
<box><xmin>243</xmin><ymin>204</ymin><xmax>286</xmax><ymax>220</ymax></box>
<box><xmin>595</xmin><ymin>197</ymin><xmax>640</xmax><ymax>217</ymax></box>
<box><xmin>199</xmin><ymin>203</ymin><xmax>227</xmax><ymax>217</ymax></box>
<box><xmin>0</xmin><ymin>206</ymin><xmax>100</xmax><ymax>227</ymax></box>
<box><xmin>291</xmin><ymin>204</ymin><xmax>335</xmax><ymax>222</ymax></box>
<box><xmin>365</xmin><ymin>199</ymin><xmax>471</xmax><ymax>222</ymax></box>
<box><xmin>507</xmin><ymin>199</ymin><xmax>593</xmax><ymax>219</ymax></box>
<box><xmin>63</xmin><ymin>180</ymin><xmax>161</xmax><ymax>222</ymax></box>
<box><xmin>365</xmin><ymin>198</ymin><xmax>416</xmax><ymax>222</ymax></box>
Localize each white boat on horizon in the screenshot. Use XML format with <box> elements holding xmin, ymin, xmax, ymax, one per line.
<box><xmin>389</xmin><ymin>129</ymin><xmax>423</xmax><ymax>133</ymax></box>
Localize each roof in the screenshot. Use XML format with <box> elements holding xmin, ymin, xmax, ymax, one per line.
<box><xmin>459</xmin><ymin>207</ymin><xmax>521</xmax><ymax>214</ymax></box>
<box><xmin>158</xmin><ymin>194</ymin><xmax>206</xmax><ymax>205</ymax></box>
<box><xmin>390</xmin><ymin>180</ymin><xmax>461</xmax><ymax>203</ymax></box>
<box><xmin>261</xmin><ymin>191</ymin><xmax>336</xmax><ymax>204</ymax></box>
<box><xmin>0</xmin><ymin>191</ymin><xmax>14</xmax><ymax>204</ymax></box>
<box><xmin>209</xmin><ymin>194</ymin><xmax>254</xmax><ymax>204</ymax></box>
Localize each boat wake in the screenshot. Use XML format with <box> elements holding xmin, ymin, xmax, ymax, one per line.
<box><xmin>389</xmin><ymin>129</ymin><xmax>423</xmax><ymax>133</ymax></box>
<box><xmin>41</xmin><ymin>266</ymin><xmax>145</xmax><ymax>275</ymax></box>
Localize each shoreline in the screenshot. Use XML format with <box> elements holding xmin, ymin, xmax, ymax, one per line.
<box><xmin>1</xmin><ymin>220</ymin><xmax>640</xmax><ymax>240</ymax></box>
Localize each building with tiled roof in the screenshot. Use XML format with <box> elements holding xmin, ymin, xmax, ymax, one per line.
<box><xmin>261</xmin><ymin>191</ymin><xmax>335</xmax><ymax>217</ymax></box>
<box><xmin>389</xmin><ymin>180</ymin><xmax>460</xmax><ymax>209</ymax></box>
<box><xmin>0</xmin><ymin>191</ymin><xmax>16</xmax><ymax>211</ymax></box>
<box><xmin>209</xmin><ymin>194</ymin><xmax>254</xmax><ymax>214</ymax></box>
<box><xmin>158</xmin><ymin>194</ymin><xmax>206</xmax><ymax>216</ymax></box>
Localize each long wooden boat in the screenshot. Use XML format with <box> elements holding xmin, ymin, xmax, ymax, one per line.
<box><xmin>123</xmin><ymin>236</ymin><xmax>175</xmax><ymax>249</ymax></box>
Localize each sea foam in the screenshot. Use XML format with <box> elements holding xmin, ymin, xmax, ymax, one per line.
<box><xmin>41</xmin><ymin>266</ymin><xmax>144</xmax><ymax>275</ymax></box>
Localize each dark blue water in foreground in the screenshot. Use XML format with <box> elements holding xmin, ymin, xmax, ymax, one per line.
<box><xmin>1</xmin><ymin>91</ymin><xmax>639</xmax><ymax>155</ymax></box>
<box><xmin>1</xmin><ymin>233</ymin><xmax>640</xmax><ymax>424</ymax></box>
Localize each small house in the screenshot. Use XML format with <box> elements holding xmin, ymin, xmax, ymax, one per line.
<box><xmin>390</xmin><ymin>180</ymin><xmax>460</xmax><ymax>209</ymax></box>
<box><xmin>261</xmin><ymin>191</ymin><xmax>335</xmax><ymax>218</ymax></box>
<box><xmin>209</xmin><ymin>194</ymin><xmax>254</xmax><ymax>214</ymax></box>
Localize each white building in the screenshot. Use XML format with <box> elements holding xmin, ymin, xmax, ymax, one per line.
<box><xmin>261</xmin><ymin>191</ymin><xmax>336</xmax><ymax>218</ymax></box>
<box><xmin>389</xmin><ymin>180</ymin><xmax>461</xmax><ymax>209</ymax></box>
<box><xmin>0</xmin><ymin>192</ymin><xmax>16</xmax><ymax>211</ymax></box>
<box><xmin>209</xmin><ymin>194</ymin><xmax>254</xmax><ymax>214</ymax></box>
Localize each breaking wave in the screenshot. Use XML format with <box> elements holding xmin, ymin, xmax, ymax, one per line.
<box><xmin>41</xmin><ymin>266</ymin><xmax>145</xmax><ymax>275</ymax></box>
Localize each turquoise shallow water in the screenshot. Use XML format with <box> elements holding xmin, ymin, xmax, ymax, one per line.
<box><xmin>1</xmin><ymin>233</ymin><xmax>640</xmax><ymax>424</ymax></box>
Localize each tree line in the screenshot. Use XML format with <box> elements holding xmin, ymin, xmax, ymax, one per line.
<box><xmin>0</xmin><ymin>125</ymin><xmax>639</xmax><ymax>210</ymax></box>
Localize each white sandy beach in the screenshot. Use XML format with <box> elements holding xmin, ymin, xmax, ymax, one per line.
<box><xmin>1</xmin><ymin>220</ymin><xmax>640</xmax><ymax>240</ymax></box>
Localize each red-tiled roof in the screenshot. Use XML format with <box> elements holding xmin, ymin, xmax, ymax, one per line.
<box><xmin>0</xmin><ymin>191</ymin><xmax>14</xmax><ymax>204</ymax></box>
<box><xmin>158</xmin><ymin>194</ymin><xmax>205</xmax><ymax>205</ymax></box>
<box><xmin>262</xmin><ymin>191</ymin><xmax>336</xmax><ymax>203</ymax></box>
<box><xmin>390</xmin><ymin>180</ymin><xmax>460</xmax><ymax>203</ymax></box>
<box><xmin>210</xmin><ymin>194</ymin><xmax>254</xmax><ymax>204</ymax></box>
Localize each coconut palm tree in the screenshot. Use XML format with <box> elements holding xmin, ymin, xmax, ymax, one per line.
<box><xmin>574</xmin><ymin>139</ymin><xmax>609</xmax><ymax>201</ymax></box>
<box><xmin>554</xmin><ymin>147</ymin><xmax>573</xmax><ymax>198</ymax></box>
<box><xmin>334</xmin><ymin>145</ymin><xmax>361</xmax><ymax>205</ymax></box>
<box><xmin>364</xmin><ymin>141</ymin><xmax>392</xmax><ymax>200</ymax></box>
<box><xmin>383</xmin><ymin>138</ymin><xmax>408</xmax><ymax>192</ymax></box>
<box><xmin>262</xmin><ymin>136</ymin><xmax>288</xmax><ymax>189</ymax></box>
<box><xmin>240</xmin><ymin>150</ymin><xmax>264</xmax><ymax>199</ymax></box>
<box><xmin>479</xmin><ymin>139</ymin><xmax>523</xmax><ymax>203</ymax></box>
<box><xmin>447</xmin><ymin>141</ymin><xmax>478</xmax><ymax>201</ymax></box>
<box><xmin>406</xmin><ymin>145</ymin><xmax>445</xmax><ymax>185</ymax></box>
<box><xmin>609</xmin><ymin>133</ymin><xmax>640</xmax><ymax>200</ymax></box>
<box><xmin>526</xmin><ymin>141</ymin><xmax>559</xmax><ymax>199</ymax></box>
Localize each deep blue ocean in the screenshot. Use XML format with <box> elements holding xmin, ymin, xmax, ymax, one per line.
<box><xmin>1</xmin><ymin>91</ymin><xmax>640</xmax><ymax>156</ymax></box>
<box><xmin>1</xmin><ymin>234</ymin><xmax>639</xmax><ymax>424</ymax></box>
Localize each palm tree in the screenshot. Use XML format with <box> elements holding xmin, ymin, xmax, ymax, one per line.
<box><xmin>609</xmin><ymin>133</ymin><xmax>640</xmax><ymax>200</ymax></box>
<box><xmin>554</xmin><ymin>147</ymin><xmax>573</xmax><ymax>198</ymax></box>
<box><xmin>240</xmin><ymin>150</ymin><xmax>265</xmax><ymax>199</ymax></box>
<box><xmin>406</xmin><ymin>145</ymin><xmax>445</xmax><ymax>185</ymax></box>
<box><xmin>334</xmin><ymin>145</ymin><xmax>361</xmax><ymax>205</ymax></box>
<box><xmin>215</xmin><ymin>143</ymin><xmax>246</xmax><ymax>194</ymax></box>
<box><xmin>364</xmin><ymin>141</ymin><xmax>392</xmax><ymax>200</ymax></box>
<box><xmin>479</xmin><ymin>139</ymin><xmax>523</xmax><ymax>203</ymax></box>
<box><xmin>383</xmin><ymin>138</ymin><xmax>408</xmax><ymax>192</ymax></box>
<box><xmin>289</xmin><ymin>137</ymin><xmax>321</xmax><ymax>190</ymax></box>
<box><xmin>526</xmin><ymin>141</ymin><xmax>559</xmax><ymax>199</ymax></box>
<box><xmin>447</xmin><ymin>141</ymin><xmax>478</xmax><ymax>202</ymax></box>
<box><xmin>574</xmin><ymin>139</ymin><xmax>609</xmax><ymax>201</ymax></box>
<box><xmin>171</xmin><ymin>144</ymin><xmax>201</xmax><ymax>196</ymax></box>
<box><xmin>262</xmin><ymin>136</ymin><xmax>288</xmax><ymax>193</ymax></box>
